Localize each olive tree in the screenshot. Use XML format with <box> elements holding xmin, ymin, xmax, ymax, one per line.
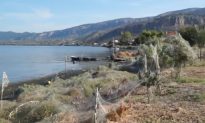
<box><xmin>164</xmin><ymin>34</ymin><xmax>197</xmax><ymax>79</ymax></box>
<box><xmin>138</xmin><ymin>32</ymin><xmax>197</xmax><ymax>103</ymax></box>
<box><xmin>139</xmin><ymin>37</ymin><xmax>162</xmax><ymax>103</ymax></box>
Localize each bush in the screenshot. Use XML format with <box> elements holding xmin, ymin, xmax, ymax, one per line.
<box><xmin>11</xmin><ymin>101</ymin><xmax>57</xmax><ymax>123</ymax></box>
<box><xmin>0</xmin><ymin>101</ymin><xmax>17</xmax><ymax>120</ymax></box>
<box><xmin>65</xmin><ymin>88</ymin><xmax>82</xmax><ymax>97</ymax></box>
<box><xmin>83</xmin><ymin>84</ymin><xmax>94</xmax><ymax>97</ymax></box>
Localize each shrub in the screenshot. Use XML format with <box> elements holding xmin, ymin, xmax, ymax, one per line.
<box><xmin>11</xmin><ymin>101</ymin><xmax>57</xmax><ymax>123</ymax></box>
<box><xmin>0</xmin><ymin>101</ymin><xmax>17</xmax><ymax>120</ymax></box>
<box><xmin>83</xmin><ymin>84</ymin><xmax>94</xmax><ymax>97</ymax></box>
<box><xmin>65</xmin><ymin>88</ymin><xmax>82</xmax><ymax>97</ymax></box>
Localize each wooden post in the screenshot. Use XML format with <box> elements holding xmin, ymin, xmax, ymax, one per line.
<box><xmin>65</xmin><ymin>56</ymin><xmax>67</xmax><ymax>78</ymax></box>
<box><xmin>94</xmin><ymin>88</ymin><xmax>98</xmax><ymax>123</ymax></box>
<box><xmin>144</xmin><ymin>54</ymin><xmax>148</xmax><ymax>73</ymax></box>
<box><xmin>1</xmin><ymin>86</ymin><xmax>3</xmax><ymax>110</ymax></box>
<box><xmin>95</xmin><ymin>88</ymin><xmax>98</xmax><ymax>111</ymax></box>
<box><xmin>94</xmin><ymin>113</ymin><xmax>97</xmax><ymax>123</ymax></box>
<box><xmin>1</xmin><ymin>72</ymin><xmax>9</xmax><ymax>110</ymax></box>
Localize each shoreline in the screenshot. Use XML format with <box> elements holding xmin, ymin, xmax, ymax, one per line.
<box><xmin>1</xmin><ymin>61</ymin><xmax>110</xmax><ymax>100</ymax></box>
<box><xmin>10</xmin><ymin>69</ymin><xmax>86</xmax><ymax>86</ymax></box>
<box><xmin>0</xmin><ymin>44</ymin><xmax>107</xmax><ymax>47</ymax></box>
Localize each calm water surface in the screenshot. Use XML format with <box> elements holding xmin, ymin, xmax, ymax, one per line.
<box><xmin>0</xmin><ymin>46</ymin><xmax>110</xmax><ymax>83</ymax></box>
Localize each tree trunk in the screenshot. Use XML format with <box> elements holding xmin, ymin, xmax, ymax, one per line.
<box><xmin>200</xmin><ymin>48</ymin><xmax>202</xmax><ymax>61</ymax></box>
<box><xmin>147</xmin><ymin>87</ymin><xmax>153</xmax><ymax>104</ymax></box>
<box><xmin>183</xmin><ymin>61</ymin><xmax>186</xmax><ymax>67</ymax></box>
<box><xmin>156</xmin><ymin>84</ymin><xmax>161</xmax><ymax>96</ymax></box>
<box><xmin>175</xmin><ymin>63</ymin><xmax>182</xmax><ymax>79</ymax></box>
<box><xmin>147</xmin><ymin>87</ymin><xmax>150</xmax><ymax>104</ymax></box>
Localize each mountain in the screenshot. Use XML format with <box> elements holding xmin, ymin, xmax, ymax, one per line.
<box><xmin>158</xmin><ymin>8</ymin><xmax>205</xmax><ymax>17</ymax></box>
<box><xmin>0</xmin><ymin>8</ymin><xmax>205</xmax><ymax>45</ymax></box>
<box><xmin>88</xmin><ymin>8</ymin><xmax>205</xmax><ymax>42</ymax></box>
<box><xmin>0</xmin><ymin>18</ymin><xmax>144</xmax><ymax>45</ymax></box>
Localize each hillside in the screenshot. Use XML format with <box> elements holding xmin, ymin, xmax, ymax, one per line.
<box><xmin>1</xmin><ymin>8</ymin><xmax>205</xmax><ymax>45</ymax></box>
<box><xmin>0</xmin><ymin>18</ymin><xmax>141</xmax><ymax>45</ymax></box>
<box><xmin>88</xmin><ymin>8</ymin><xmax>205</xmax><ymax>42</ymax></box>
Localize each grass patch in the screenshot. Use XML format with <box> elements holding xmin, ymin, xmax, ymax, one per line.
<box><xmin>0</xmin><ymin>118</ymin><xmax>11</xmax><ymax>123</ymax></box>
<box><xmin>184</xmin><ymin>93</ymin><xmax>205</xmax><ymax>102</ymax></box>
<box><xmin>193</xmin><ymin>60</ymin><xmax>205</xmax><ymax>67</ymax></box>
<box><xmin>131</xmin><ymin>95</ymin><xmax>144</xmax><ymax>102</ymax></box>
<box><xmin>177</xmin><ymin>77</ymin><xmax>205</xmax><ymax>84</ymax></box>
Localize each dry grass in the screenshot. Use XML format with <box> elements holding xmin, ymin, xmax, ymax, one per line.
<box><xmin>53</xmin><ymin>112</ymin><xmax>78</xmax><ymax>123</ymax></box>
<box><xmin>1</xmin><ymin>65</ymin><xmax>205</xmax><ymax>123</ymax></box>
<box><xmin>0</xmin><ymin>66</ymin><xmax>138</xmax><ymax>123</ymax></box>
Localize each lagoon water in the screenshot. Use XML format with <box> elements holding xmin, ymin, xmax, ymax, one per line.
<box><xmin>0</xmin><ymin>46</ymin><xmax>110</xmax><ymax>83</ymax></box>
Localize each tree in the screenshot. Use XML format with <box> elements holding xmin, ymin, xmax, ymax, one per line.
<box><xmin>160</xmin><ymin>45</ymin><xmax>175</xmax><ymax>68</ymax></box>
<box><xmin>134</xmin><ymin>30</ymin><xmax>163</xmax><ymax>45</ymax></box>
<box><xmin>119</xmin><ymin>31</ymin><xmax>133</xmax><ymax>45</ymax></box>
<box><xmin>197</xmin><ymin>30</ymin><xmax>205</xmax><ymax>60</ymax></box>
<box><xmin>139</xmin><ymin>44</ymin><xmax>162</xmax><ymax>103</ymax></box>
<box><xmin>137</xmin><ymin>32</ymin><xmax>197</xmax><ymax>103</ymax></box>
<box><xmin>179</xmin><ymin>27</ymin><xmax>198</xmax><ymax>46</ymax></box>
<box><xmin>165</xmin><ymin>34</ymin><xmax>197</xmax><ymax>79</ymax></box>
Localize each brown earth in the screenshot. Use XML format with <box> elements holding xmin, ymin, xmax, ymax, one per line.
<box><xmin>182</xmin><ymin>66</ymin><xmax>205</xmax><ymax>79</ymax></box>
<box><xmin>115</xmin><ymin>51</ymin><xmax>138</xmax><ymax>59</ymax></box>
<box><xmin>106</xmin><ymin>66</ymin><xmax>205</xmax><ymax>123</ymax></box>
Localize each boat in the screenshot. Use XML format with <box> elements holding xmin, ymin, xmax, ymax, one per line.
<box><xmin>70</xmin><ymin>56</ymin><xmax>97</xmax><ymax>64</ymax></box>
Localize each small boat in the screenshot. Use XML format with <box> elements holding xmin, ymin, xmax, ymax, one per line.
<box><xmin>70</xmin><ymin>56</ymin><xmax>97</xmax><ymax>64</ymax></box>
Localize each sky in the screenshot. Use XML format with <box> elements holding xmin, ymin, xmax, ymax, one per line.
<box><xmin>0</xmin><ymin>0</ymin><xmax>205</xmax><ymax>33</ymax></box>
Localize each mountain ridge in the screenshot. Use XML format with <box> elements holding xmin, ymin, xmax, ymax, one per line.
<box><xmin>1</xmin><ymin>7</ymin><xmax>205</xmax><ymax>45</ymax></box>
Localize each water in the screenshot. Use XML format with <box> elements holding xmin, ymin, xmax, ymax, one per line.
<box><xmin>0</xmin><ymin>46</ymin><xmax>110</xmax><ymax>83</ymax></box>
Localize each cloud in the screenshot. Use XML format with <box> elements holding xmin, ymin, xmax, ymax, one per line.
<box><xmin>4</xmin><ymin>9</ymin><xmax>54</xmax><ymax>20</ymax></box>
<box><xmin>33</xmin><ymin>9</ymin><xmax>53</xmax><ymax>19</ymax></box>
<box><xmin>29</xmin><ymin>23</ymin><xmax>72</xmax><ymax>32</ymax></box>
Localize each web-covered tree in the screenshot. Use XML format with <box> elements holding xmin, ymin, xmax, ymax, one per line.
<box><xmin>164</xmin><ymin>34</ymin><xmax>197</xmax><ymax>79</ymax></box>
<box><xmin>137</xmin><ymin>32</ymin><xmax>197</xmax><ymax>103</ymax></box>
<box><xmin>139</xmin><ymin>35</ymin><xmax>162</xmax><ymax>103</ymax></box>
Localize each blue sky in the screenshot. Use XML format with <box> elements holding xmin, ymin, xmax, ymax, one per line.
<box><xmin>0</xmin><ymin>0</ymin><xmax>205</xmax><ymax>32</ymax></box>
